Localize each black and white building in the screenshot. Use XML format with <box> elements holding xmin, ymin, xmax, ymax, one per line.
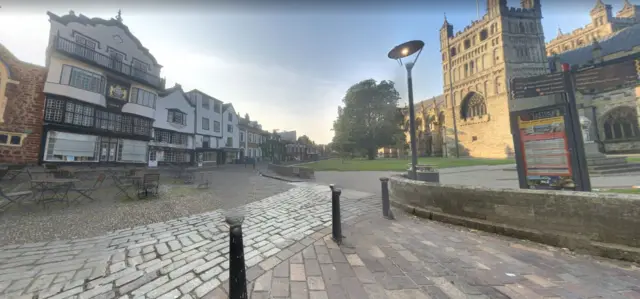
<box><xmin>41</xmin><ymin>11</ymin><xmax>163</xmax><ymax>165</ymax></box>
<box><xmin>149</xmin><ymin>84</ymin><xmax>195</xmax><ymax>166</ymax></box>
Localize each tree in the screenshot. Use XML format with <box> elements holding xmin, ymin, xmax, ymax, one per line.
<box><xmin>332</xmin><ymin>106</ymin><xmax>357</xmax><ymax>161</ymax></box>
<box><xmin>332</xmin><ymin>79</ymin><xmax>403</xmax><ymax>159</ymax></box>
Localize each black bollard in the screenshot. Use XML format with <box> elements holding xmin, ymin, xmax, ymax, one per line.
<box><xmin>330</xmin><ymin>185</ymin><xmax>343</xmax><ymax>245</ymax></box>
<box><xmin>380</xmin><ymin>177</ymin><xmax>394</xmax><ymax>220</ymax></box>
<box><xmin>226</xmin><ymin>215</ymin><xmax>248</xmax><ymax>299</ymax></box>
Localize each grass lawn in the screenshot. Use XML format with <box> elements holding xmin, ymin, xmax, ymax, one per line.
<box><xmin>627</xmin><ymin>157</ymin><xmax>640</xmax><ymax>163</ymax></box>
<box><xmin>598</xmin><ymin>188</ymin><xmax>640</xmax><ymax>194</ymax></box>
<box><xmin>302</xmin><ymin>157</ymin><xmax>515</xmax><ymax>171</ymax></box>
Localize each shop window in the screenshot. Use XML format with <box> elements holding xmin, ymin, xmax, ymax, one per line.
<box><xmin>117</xmin><ymin>139</ymin><xmax>147</xmax><ymax>163</ymax></box>
<box><xmin>44</xmin><ymin>131</ymin><xmax>100</xmax><ymax>162</ymax></box>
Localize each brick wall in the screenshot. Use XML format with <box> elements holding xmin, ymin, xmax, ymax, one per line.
<box><xmin>0</xmin><ymin>44</ymin><xmax>47</xmax><ymax>165</ymax></box>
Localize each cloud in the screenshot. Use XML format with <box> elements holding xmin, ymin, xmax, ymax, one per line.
<box><xmin>157</xmin><ymin>49</ymin><xmax>347</xmax><ymax>143</ymax></box>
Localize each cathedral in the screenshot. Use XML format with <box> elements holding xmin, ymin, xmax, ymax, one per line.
<box><xmin>432</xmin><ymin>0</ymin><xmax>640</xmax><ymax>159</ymax></box>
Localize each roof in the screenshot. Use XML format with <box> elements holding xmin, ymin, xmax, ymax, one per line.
<box><xmin>415</xmin><ymin>94</ymin><xmax>446</xmax><ymax>109</ymax></box>
<box><xmin>222</xmin><ymin>103</ymin><xmax>234</xmax><ymax>112</ymax></box>
<box><xmin>159</xmin><ymin>83</ymin><xmax>194</xmax><ymax>107</ymax></box>
<box><xmin>550</xmin><ymin>23</ymin><xmax>640</xmax><ymax>67</ymax></box>
<box><xmin>47</xmin><ymin>11</ymin><xmax>161</xmax><ymax>66</ymax></box>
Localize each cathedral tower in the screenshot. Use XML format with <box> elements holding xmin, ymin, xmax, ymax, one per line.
<box><xmin>439</xmin><ymin>0</ymin><xmax>548</xmax><ymax>158</ymax></box>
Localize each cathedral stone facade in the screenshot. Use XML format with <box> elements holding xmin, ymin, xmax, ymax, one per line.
<box><xmin>439</xmin><ymin>0</ymin><xmax>549</xmax><ymax>158</ymax></box>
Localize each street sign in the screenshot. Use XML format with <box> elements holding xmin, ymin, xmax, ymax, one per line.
<box><xmin>511</xmin><ymin>72</ymin><xmax>566</xmax><ymax>99</ymax></box>
<box><xmin>575</xmin><ymin>60</ymin><xmax>638</xmax><ymax>94</ymax></box>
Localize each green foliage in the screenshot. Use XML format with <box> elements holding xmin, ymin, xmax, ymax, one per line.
<box><xmin>331</xmin><ymin>79</ymin><xmax>403</xmax><ymax>160</ymax></box>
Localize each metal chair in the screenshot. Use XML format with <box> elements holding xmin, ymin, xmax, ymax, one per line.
<box><xmin>138</xmin><ymin>173</ymin><xmax>160</xmax><ymax>198</ymax></box>
<box><xmin>112</xmin><ymin>173</ymin><xmax>135</xmax><ymax>200</ymax></box>
<box><xmin>0</xmin><ymin>187</ymin><xmax>32</xmax><ymax>212</ymax></box>
<box><xmin>4</xmin><ymin>165</ymin><xmax>27</xmax><ymax>181</ymax></box>
<box><xmin>70</xmin><ymin>173</ymin><xmax>106</xmax><ymax>203</ymax></box>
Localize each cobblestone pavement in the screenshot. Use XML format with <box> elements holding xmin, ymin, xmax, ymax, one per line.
<box><xmin>0</xmin><ymin>167</ymin><xmax>293</xmax><ymax>245</ymax></box>
<box><xmin>0</xmin><ymin>182</ymin><xmax>379</xmax><ymax>299</ymax></box>
<box><xmin>208</xmin><ymin>208</ymin><xmax>640</xmax><ymax>299</ymax></box>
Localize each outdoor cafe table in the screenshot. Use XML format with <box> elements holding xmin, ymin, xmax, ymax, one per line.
<box><xmin>30</xmin><ymin>178</ymin><xmax>80</xmax><ymax>205</ymax></box>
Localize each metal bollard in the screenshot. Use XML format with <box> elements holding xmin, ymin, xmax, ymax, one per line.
<box><xmin>226</xmin><ymin>215</ymin><xmax>248</xmax><ymax>299</ymax></box>
<box><xmin>330</xmin><ymin>185</ymin><xmax>343</xmax><ymax>245</ymax></box>
<box><xmin>380</xmin><ymin>177</ymin><xmax>394</xmax><ymax>220</ymax></box>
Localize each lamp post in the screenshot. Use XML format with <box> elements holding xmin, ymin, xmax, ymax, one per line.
<box><xmin>388</xmin><ymin>40</ymin><xmax>425</xmax><ymax>180</ymax></box>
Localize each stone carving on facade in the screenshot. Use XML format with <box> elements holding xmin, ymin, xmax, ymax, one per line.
<box><xmin>579</xmin><ymin>115</ymin><xmax>593</xmax><ymax>143</ymax></box>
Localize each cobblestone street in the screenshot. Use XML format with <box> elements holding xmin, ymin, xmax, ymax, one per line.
<box><xmin>0</xmin><ymin>167</ymin><xmax>293</xmax><ymax>245</ymax></box>
<box><xmin>1</xmin><ymin>180</ymin><xmax>640</xmax><ymax>298</ymax></box>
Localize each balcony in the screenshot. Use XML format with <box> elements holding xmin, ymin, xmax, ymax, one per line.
<box><xmin>52</xmin><ymin>36</ymin><xmax>165</xmax><ymax>89</ymax></box>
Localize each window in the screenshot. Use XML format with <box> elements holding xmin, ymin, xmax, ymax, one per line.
<box><xmin>227</xmin><ymin>124</ymin><xmax>233</xmax><ymax>133</ymax></box>
<box><xmin>64</xmin><ymin>101</ymin><xmax>95</xmax><ymax>127</ymax></box>
<box><xmin>519</xmin><ymin>22</ymin><xmax>525</xmax><ymax>33</ymax></box>
<box><xmin>228</xmin><ymin>113</ymin><xmax>233</xmax><ymax>122</ymax></box>
<box><xmin>202</xmin><ymin>136</ymin><xmax>210</xmax><ymax>148</ymax></box>
<box><xmin>108</xmin><ymin>47</ymin><xmax>125</xmax><ymax>71</ymax></box>
<box><xmin>226</xmin><ymin>137</ymin><xmax>232</xmax><ymax>147</ymax></box>
<box><xmin>154</xmin><ymin>129</ymin><xmax>171</xmax><ymax>143</ymax></box>
<box><xmin>603</xmin><ymin>107</ymin><xmax>639</xmax><ymax>140</ymax></box>
<box><xmin>214</xmin><ymin>121</ymin><xmax>221</xmax><ymax>132</ymax></box>
<box><xmin>240</xmin><ymin>132</ymin><xmax>245</xmax><ymax>142</ymax></box>
<box><xmin>45</xmin><ymin>131</ymin><xmax>100</xmax><ymax>162</ymax></box>
<box><xmin>74</xmin><ymin>33</ymin><xmax>97</xmax><ymax>49</ymax></box>
<box><xmin>214</xmin><ymin>102</ymin><xmax>221</xmax><ymax>113</ymax></box>
<box><xmin>130</xmin><ymin>88</ymin><xmax>157</xmax><ymax>108</ymax></box>
<box><xmin>61</xmin><ymin>65</ymin><xmax>106</xmax><ymax>94</ymax></box>
<box><xmin>460</xmin><ymin>92</ymin><xmax>487</xmax><ymax>119</ymax></box>
<box><xmin>171</xmin><ymin>132</ymin><xmax>188</xmax><ymax>146</ymax></box>
<box><xmin>450</xmin><ymin>47</ymin><xmax>457</xmax><ymax>57</ymax></box>
<box><xmin>168</xmin><ymin>110</ymin><xmax>186</xmax><ymax>125</ymax></box>
<box><xmin>132</xmin><ymin>59</ymin><xmax>150</xmax><ymax>79</ymax></box>
<box><xmin>96</xmin><ymin>110</ymin><xmax>122</xmax><ymax>132</ymax></box>
<box><xmin>202</xmin><ymin>117</ymin><xmax>210</xmax><ymax>130</ymax></box>
<box><xmin>118</xmin><ymin>139</ymin><xmax>147</xmax><ymax>163</ymax></box>
<box><xmin>202</xmin><ymin>97</ymin><xmax>210</xmax><ymax>109</ymax></box>
<box><xmin>133</xmin><ymin>118</ymin><xmax>152</xmax><ymax>136</ymax></box>
<box><xmin>464</xmin><ymin>39</ymin><xmax>471</xmax><ymax>49</ymax></box>
<box><xmin>0</xmin><ymin>131</ymin><xmax>25</xmax><ymax>147</ymax></box>
<box><xmin>45</xmin><ymin>97</ymin><xmax>65</xmax><ymax>123</ymax></box>
<box><xmin>480</xmin><ymin>29</ymin><xmax>488</xmax><ymax>41</ymax></box>
<box><xmin>162</xmin><ymin>149</ymin><xmax>189</xmax><ymax>163</ymax></box>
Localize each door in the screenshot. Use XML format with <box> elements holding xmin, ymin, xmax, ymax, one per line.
<box><xmin>148</xmin><ymin>150</ymin><xmax>158</xmax><ymax>167</ymax></box>
<box><xmin>99</xmin><ymin>137</ymin><xmax>119</xmax><ymax>162</ymax></box>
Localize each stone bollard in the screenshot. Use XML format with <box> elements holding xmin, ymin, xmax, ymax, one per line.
<box><xmin>226</xmin><ymin>215</ymin><xmax>248</xmax><ymax>299</ymax></box>
<box><xmin>330</xmin><ymin>184</ymin><xmax>343</xmax><ymax>245</ymax></box>
<box><xmin>380</xmin><ymin>177</ymin><xmax>394</xmax><ymax>220</ymax></box>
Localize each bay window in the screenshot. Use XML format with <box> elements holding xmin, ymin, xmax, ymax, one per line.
<box><xmin>130</xmin><ymin>87</ymin><xmax>157</xmax><ymax>108</ymax></box>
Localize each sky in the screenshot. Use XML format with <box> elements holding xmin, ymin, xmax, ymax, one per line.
<box><xmin>0</xmin><ymin>1</ymin><xmax>606</xmax><ymax>144</ymax></box>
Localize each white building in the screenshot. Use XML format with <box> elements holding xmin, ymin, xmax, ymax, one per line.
<box><xmin>148</xmin><ymin>84</ymin><xmax>195</xmax><ymax>166</ymax></box>
<box><xmin>221</xmin><ymin>103</ymin><xmax>241</xmax><ymax>164</ymax></box>
<box><xmin>41</xmin><ymin>11</ymin><xmax>162</xmax><ymax>164</ymax></box>
<box><xmin>186</xmin><ymin>89</ymin><xmax>224</xmax><ymax>165</ymax></box>
<box><xmin>238</xmin><ymin>116</ymin><xmax>266</xmax><ymax>162</ymax></box>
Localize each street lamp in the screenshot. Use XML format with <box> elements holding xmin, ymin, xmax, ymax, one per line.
<box><xmin>388</xmin><ymin>40</ymin><xmax>424</xmax><ymax>180</ymax></box>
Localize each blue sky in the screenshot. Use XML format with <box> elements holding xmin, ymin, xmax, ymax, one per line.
<box><xmin>0</xmin><ymin>1</ymin><xmax>608</xmax><ymax>143</ymax></box>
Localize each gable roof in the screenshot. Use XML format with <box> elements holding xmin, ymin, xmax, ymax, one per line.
<box><xmin>159</xmin><ymin>83</ymin><xmax>194</xmax><ymax>108</ymax></box>
<box><xmin>47</xmin><ymin>11</ymin><xmax>161</xmax><ymax>66</ymax></box>
<box><xmin>222</xmin><ymin>103</ymin><xmax>234</xmax><ymax>112</ymax></box>
<box><xmin>550</xmin><ymin>23</ymin><xmax>640</xmax><ymax>67</ymax></box>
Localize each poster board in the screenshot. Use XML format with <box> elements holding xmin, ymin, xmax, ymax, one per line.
<box><xmin>515</xmin><ymin>107</ymin><xmax>575</xmax><ymax>190</ymax></box>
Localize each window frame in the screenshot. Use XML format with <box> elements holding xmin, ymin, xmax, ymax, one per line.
<box><xmin>0</xmin><ymin>131</ymin><xmax>27</xmax><ymax>147</ymax></box>
<box><xmin>129</xmin><ymin>87</ymin><xmax>157</xmax><ymax>109</ymax></box>
<box><xmin>202</xmin><ymin>117</ymin><xmax>210</xmax><ymax>130</ymax></box>
<box><xmin>61</xmin><ymin>65</ymin><xmax>106</xmax><ymax>94</ymax></box>
<box><xmin>214</xmin><ymin>121</ymin><xmax>221</xmax><ymax>133</ymax></box>
<box><xmin>167</xmin><ymin>110</ymin><xmax>187</xmax><ymax>126</ymax></box>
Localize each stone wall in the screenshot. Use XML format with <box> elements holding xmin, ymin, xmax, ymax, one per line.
<box><xmin>389</xmin><ymin>175</ymin><xmax>640</xmax><ymax>262</ymax></box>
<box><xmin>267</xmin><ymin>163</ymin><xmax>314</xmax><ymax>179</ymax></box>
<box><xmin>0</xmin><ymin>43</ymin><xmax>47</xmax><ymax>165</ymax></box>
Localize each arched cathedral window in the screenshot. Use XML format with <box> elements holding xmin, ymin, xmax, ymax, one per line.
<box><xmin>460</xmin><ymin>92</ymin><xmax>487</xmax><ymax>120</ymax></box>
<box><xmin>603</xmin><ymin>106</ymin><xmax>640</xmax><ymax>140</ymax></box>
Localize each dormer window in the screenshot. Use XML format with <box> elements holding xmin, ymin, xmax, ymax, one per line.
<box><xmin>168</xmin><ymin>109</ymin><xmax>186</xmax><ymax>126</ymax></box>
<box><xmin>74</xmin><ymin>33</ymin><xmax>97</xmax><ymax>50</ymax></box>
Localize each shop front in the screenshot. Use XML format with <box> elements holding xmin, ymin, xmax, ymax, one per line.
<box><xmin>40</xmin><ymin>96</ymin><xmax>153</xmax><ymax>165</ymax></box>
